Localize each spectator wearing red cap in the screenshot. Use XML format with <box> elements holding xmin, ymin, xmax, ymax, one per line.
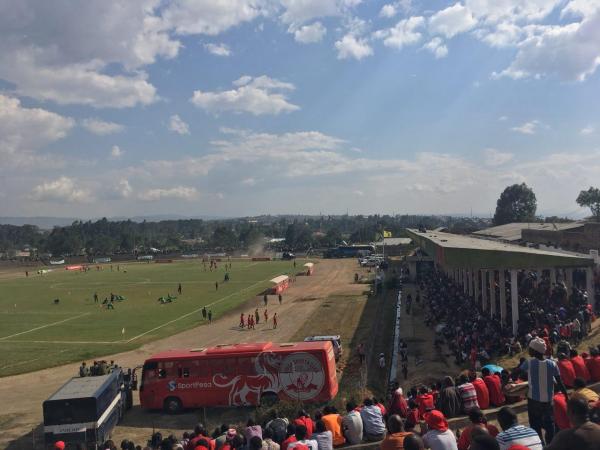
<box><xmin>416</xmin><ymin>386</ymin><xmax>435</xmax><ymax>419</ymax></box>
<box><xmin>54</xmin><ymin>441</ymin><xmax>65</xmax><ymax>450</ymax></box>
<box><xmin>422</xmin><ymin>410</ymin><xmax>457</xmax><ymax>450</ymax></box>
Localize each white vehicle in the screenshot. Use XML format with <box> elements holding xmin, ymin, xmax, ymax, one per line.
<box><xmin>304</xmin><ymin>335</ymin><xmax>342</xmax><ymax>361</ymax></box>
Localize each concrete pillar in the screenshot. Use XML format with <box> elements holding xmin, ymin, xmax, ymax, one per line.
<box><xmin>511</xmin><ymin>269</ymin><xmax>519</xmax><ymax>336</ymax></box>
<box><xmin>489</xmin><ymin>269</ymin><xmax>496</xmax><ymax>318</ymax></box>
<box><xmin>536</xmin><ymin>268</ymin><xmax>543</xmax><ymax>287</ymax></box>
<box><xmin>587</xmin><ymin>267</ymin><xmax>595</xmax><ymax>310</ymax></box>
<box><xmin>550</xmin><ymin>268</ymin><xmax>557</xmax><ymax>286</ymax></box>
<box><xmin>499</xmin><ymin>270</ymin><xmax>507</xmax><ymax>325</ymax></box>
<box><xmin>474</xmin><ymin>270</ymin><xmax>480</xmax><ymax>304</ymax></box>
<box><xmin>468</xmin><ymin>269</ymin><xmax>474</xmax><ymax>298</ymax></box>
<box><xmin>565</xmin><ymin>268</ymin><xmax>574</xmax><ymax>296</ymax></box>
<box><xmin>481</xmin><ymin>270</ymin><xmax>488</xmax><ymax>312</ymax></box>
<box><xmin>463</xmin><ymin>269</ymin><xmax>468</xmax><ymax>294</ymax></box>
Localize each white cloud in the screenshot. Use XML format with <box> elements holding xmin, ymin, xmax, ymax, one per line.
<box><xmin>335</xmin><ymin>34</ymin><xmax>373</xmax><ymax>60</ymax></box>
<box><xmin>31</xmin><ymin>176</ymin><xmax>91</xmax><ymax>203</ymax></box>
<box><xmin>465</xmin><ymin>0</ymin><xmax>562</xmax><ymax>24</ymax></box>
<box><xmin>380</xmin><ymin>4</ymin><xmax>398</xmax><ymax>18</ymax></box>
<box><xmin>423</xmin><ymin>37</ymin><xmax>448</xmax><ymax>58</ymax></box>
<box><xmin>0</xmin><ymin>1</ymin><xmax>177</xmax><ymax>108</ymax></box>
<box><xmin>279</xmin><ymin>0</ymin><xmax>354</xmax><ymax>26</ymax></box>
<box><xmin>511</xmin><ymin>120</ymin><xmax>540</xmax><ymax>134</ymax></box>
<box><xmin>580</xmin><ymin>125</ymin><xmax>595</xmax><ymax>135</ymax></box>
<box><xmin>293</xmin><ymin>22</ymin><xmax>327</xmax><ymax>43</ymax></box>
<box><xmin>242</xmin><ymin>177</ymin><xmax>261</xmax><ymax>186</ymax></box>
<box><xmin>498</xmin><ymin>115</ymin><xmax>508</xmax><ymax>121</ymax></box>
<box><xmin>114</xmin><ymin>179</ymin><xmax>133</xmax><ymax>199</ymax></box>
<box><xmin>353</xmin><ymin>189</ymin><xmax>365</xmax><ymax>196</ymax></box>
<box><xmin>493</xmin><ymin>12</ymin><xmax>600</xmax><ymax>81</ymax></box>
<box><xmin>110</xmin><ymin>145</ymin><xmax>124</xmax><ymax>159</ymax></box>
<box><xmin>168</xmin><ymin>114</ymin><xmax>190</xmax><ymax>135</ymax></box>
<box><xmin>162</xmin><ymin>0</ymin><xmax>267</xmax><ymax>35</ymax></box>
<box><xmin>81</xmin><ymin>118</ymin><xmax>124</xmax><ymax>135</ymax></box>
<box><xmin>483</xmin><ymin>148</ymin><xmax>514</xmax><ymax>166</ymax></box>
<box><xmin>204</xmin><ymin>43</ymin><xmax>232</xmax><ymax>56</ymax></box>
<box><xmin>0</xmin><ymin>94</ymin><xmax>74</xmax><ymax>167</ymax></box>
<box><xmin>191</xmin><ymin>75</ymin><xmax>300</xmax><ymax>115</ymax></box>
<box><xmin>138</xmin><ymin>186</ymin><xmax>199</xmax><ymax>201</ymax></box>
<box><xmin>373</xmin><ymin>16</ymin><xmax>425</xmax><ymax>49</ymax></box>
<box><xmin>429</xmin><ymin>3</ymin><xmax>477</xmax><ymax>38</ymax></box>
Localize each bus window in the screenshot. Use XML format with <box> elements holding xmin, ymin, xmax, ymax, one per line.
<box><xmin>178</xmin><ymin>368</ymin><xmax>190</xmax><ymax>378</ymax></box>
<box><xmin>158</xmin><ymin>369</ymin><xmax>166</xmax><ymax>378</ymax></box>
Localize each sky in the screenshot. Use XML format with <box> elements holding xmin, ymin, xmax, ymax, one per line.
<box><xmin>1</xmin><ymin>0</ymin><xmax>600</xmax><ymax>219</ymax></box>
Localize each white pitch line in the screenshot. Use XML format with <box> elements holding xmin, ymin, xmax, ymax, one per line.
<box><xmin>0</xmin><ymin>312</ymin><xmax>91</xmax><ymax>341</ymax></box>
<box><xmin>124</xmin><ymin>276</ymin><xmax>272</xmax><ymax>343</ymax></box>
<box><xmin>1</xmin><ymin>339</ymin><xmax>118</xmax><ymax>345</ymax></box>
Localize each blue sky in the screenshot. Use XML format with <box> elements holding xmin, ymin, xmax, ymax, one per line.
<box><xmin>1</xmin><ymin>0</ymin><xmax>600</xmax><ymax>218</ymax></box>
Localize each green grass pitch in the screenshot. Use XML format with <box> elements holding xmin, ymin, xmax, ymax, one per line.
<box><xmin>0</xmin><ymin>259</ymin><xmax>301</xmax><ymax>377</ymax></box>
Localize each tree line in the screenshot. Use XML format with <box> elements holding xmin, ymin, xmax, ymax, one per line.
<box><xmin>0</xmin><ymin>214</ymin><xmax>488</xmax><ymax>257</ymax></box>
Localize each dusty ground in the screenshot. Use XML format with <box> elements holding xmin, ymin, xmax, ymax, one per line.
<box><xmin>0</xmin><ymin>259</ymin><xmax>369</xmax><ymax>449</ymax></box>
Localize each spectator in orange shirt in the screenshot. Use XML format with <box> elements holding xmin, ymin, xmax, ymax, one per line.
<box><xmin>380</xmin><ymin>415</ymin><xmax>412</xmax><ymax>450</ymax></box>
<box><xmin>321</xmin><ymin>406</ymin><xmax>345</xmax><ymax>447</ymax></box>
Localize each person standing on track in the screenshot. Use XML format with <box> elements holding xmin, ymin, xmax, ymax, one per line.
<box><xmin>208</xmin><ymin>310</ymin><xmax>212</xmax><ymax>323</ymax></box>
<box><xmin>240</xmin><ymin>313</ymin><xmax>245</xmax><ymax>328</ymax></box>
<box><xmin>264</xmin><ymin>294</ymin><xmax>268</xmax><ymax>306</ymax></box>
<box><xmin>202</xmin><ymin>306</ymin><xmax>207</xmax><ymax>320</ymax></box>
<box><xmin>178</xmin><ymin>283</ymin><xmax>182</xmax><ymax>295</ymax></box>
<box><xmin>273</xmin><ymin>313</ymin><xmax>278</xmax><ymax>329</ymax></box>
<box><xmin>255</xmin><ymin>308</ymin><xmax>260</xmax><ymax>324</ymax></box>
<box><xmin>215</xmin><ymin>281</ymin><xmax>219</xmax><ymax>291</ymax></box>
<box><xmin>264</xmin><ymin>309</ymin><xmax>269</xmax><ymax>323</ymax></box>
<box><xmin>279</xmin><ymin>294</ymin><xmax>283</xmax><ymax>304</ymax></box>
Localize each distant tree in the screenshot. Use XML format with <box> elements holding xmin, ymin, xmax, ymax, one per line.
<box><xmin>493</xmin><ymin>183</ymin><xmax>537</xmax><ymax>225</ymax></box>
<box><xmin>576</xmin><ymin>186</ymin><xmax>600</xmax><ymax>221</ymax></box>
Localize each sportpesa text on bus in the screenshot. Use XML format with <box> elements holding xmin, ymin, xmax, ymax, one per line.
<box><xmin>139</xmin><ymin>341</ymin><xmax>338</xmax><ymax>413</ymax></box>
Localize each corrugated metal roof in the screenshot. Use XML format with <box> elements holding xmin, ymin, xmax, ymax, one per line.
<box><xmin>270</xmin><ymin>275</ymin><xmax>289</xmax><ymax>284</ymax></box>
<box><xmin>473</xmin><ymin>222</ymin><xmax>584</xmax><ymax>241</ymax></box>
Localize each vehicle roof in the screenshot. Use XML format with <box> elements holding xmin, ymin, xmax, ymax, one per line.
<box><xmin>270</xmin><ymin>275</ymin><xmax>289</xmax><ymax>284</ymax></box>
<box><xmin>304</xmin><ymin>335</ymin><xmax>341</xmax><ymax>341</ymax></box>
<box><xmin>147</xmin><ymin>341</ymin><xmax>329</xmax><ymax>361</ymax></box>
<box><xmin>46</xmin><ymin>373</ymin><xmax>117</xmax><ymax>401</ymax></box>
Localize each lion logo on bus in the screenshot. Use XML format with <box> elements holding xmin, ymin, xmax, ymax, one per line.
<box><xmin>279</xmin><ymin>352</ymin><xmax>324</xmax><ymax>401</ymax></box>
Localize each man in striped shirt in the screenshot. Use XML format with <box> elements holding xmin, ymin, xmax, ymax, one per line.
<box><xmin>496</xmin><ymin>406</ymin><xmax>542</xmax><ymax>450</ymax></box>
<box><xmin>519</xmin><ymin>337</ymin><xmax>568</xmax><ymax>444</ymax></box>
<box><xmin>457</xmin><ymin>374</ymin><xmax>479</xmax><ymax>414</ymax></box>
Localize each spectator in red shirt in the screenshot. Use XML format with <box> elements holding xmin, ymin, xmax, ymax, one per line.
<box><xmin>457</xmin><ymin>408</ymin><xmax>499</xmax><ymax>450</ymax></box>
<box><xmin>293</xmin><ymin>411</ymin><xmax>314</xmax><ymax>438</ymax></box>
<box><xmin>281</xmin><ymin>424</ymin><xmax>297</xmax><ymax>450</ymax></box>
<box><xmin>416</xmin><ymin>386</ymin><xmax>435</xmax><ymax>419</ymax></box>
<box><xmin>470</xmin><ymin>371</ymin><xmax>490</xmax><ymax>410</ymax></box>
<box><xmin>553</xmin><ymin>391</ymin><xmax>570</xmax><ymax>431</ymax></box>
<box><xmin>388</xmin><ymin>383</ymin><xmax>408</xmax><ymax>418</ymax></box>
<box><xmin>405</xmin><ymin>399</ymin><xmax>420</xmax><ymax>431</ymax></box>
<box><xmin>558</xmin><ymin>353</ymin><xmax>576</xmax><ymax>388</ymax></box>
<box><xmin>570</xmin><ymin>350</ymin><xmax>591</xmax><ymax>383</ymax></box>
<box><xmin>373</xmin><ymin>397</ymin><xmax>387</xmax><ymax>418</ymax></box>
<box><xmin>585</xmin><ymin>348</ymin><xmax>600</xmax><ymax>382</ymax></box>
<box><xmin>482</xmin><ymin>368</ymin><xmax>505</xmax><ymax>407</ymax></box>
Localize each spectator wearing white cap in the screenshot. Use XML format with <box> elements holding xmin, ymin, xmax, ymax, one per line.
<box><xmin>519</xmin><ymin>336</ymin><xmax>568</xmax><ymax>445</ymax></box>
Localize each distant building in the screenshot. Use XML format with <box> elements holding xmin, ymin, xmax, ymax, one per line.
<box><xmin>373</xmin><ymin>237</ymin><xmax>412</xmax><ymax>256</ymax></box>
<box><xmin>473</xmin><ymin>222</ymin><xmax>584</xmax><ymax>243</ymax></box>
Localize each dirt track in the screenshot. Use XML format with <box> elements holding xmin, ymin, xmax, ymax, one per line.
<box><xmin>0</xmin><ymin>259</ymin><xmax>366</xmax><ymax>449</ymax></box>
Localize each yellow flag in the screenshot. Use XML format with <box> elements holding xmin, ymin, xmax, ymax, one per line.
<box><xmin>383</xmin><ymin>230</ymin><xmax>392</xmax><ymax>238</ymax></box>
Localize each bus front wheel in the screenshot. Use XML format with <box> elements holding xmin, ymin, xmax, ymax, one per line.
<box><xmin>163</xmin><ymin>396</ymin><xmax>183</xmax><ymax>414</ymax></box>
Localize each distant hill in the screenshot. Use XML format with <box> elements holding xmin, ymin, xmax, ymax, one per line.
<box><xmin>0</xmin><ymin>215</ymin><xmax>232</xmax><ymax>229</ymax></box>
<box><xmin>0</xmin><ymin>217</ymin><xmax>79</xmax><ymax>229</ymax></box>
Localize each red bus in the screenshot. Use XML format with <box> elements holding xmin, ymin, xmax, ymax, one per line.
<box><xmin>139</xmin><ymin>341</ymin><xmax>338</xmax><ymax>413</ymax></box>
